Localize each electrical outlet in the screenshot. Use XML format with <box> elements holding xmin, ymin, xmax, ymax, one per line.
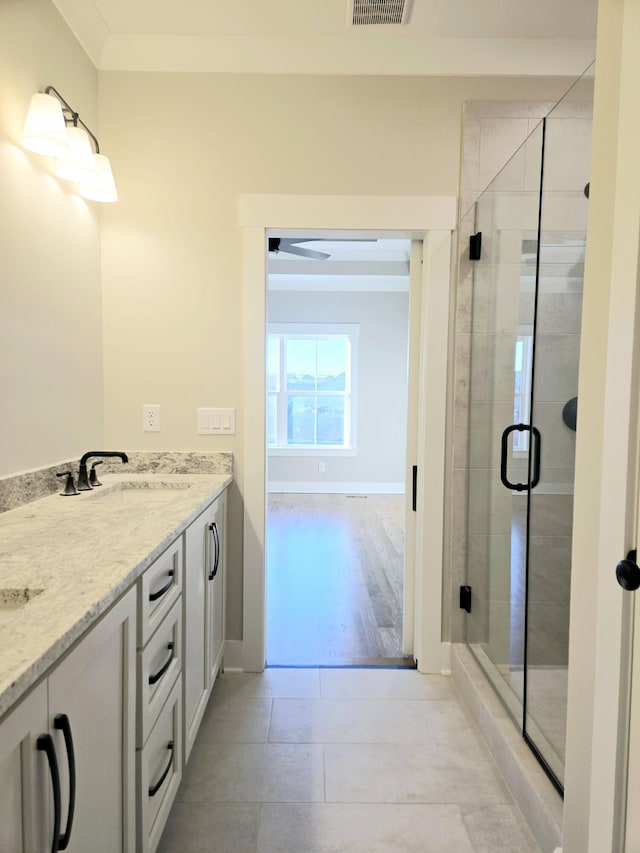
<box><xmin>318</xmin><ymin>462</ymin><xmax>325</xmax><ymax>473</ymax></box>
<box><xmin>143</xmin><ymin>404</ymin><xmax>160</xmax><ymax>432</ymax></box>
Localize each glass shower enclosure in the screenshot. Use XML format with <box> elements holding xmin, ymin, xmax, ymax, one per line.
<box><xmin>464</xmin><ymin>65</ymin><xmax>594</xmax><ymax>791</ymax></box>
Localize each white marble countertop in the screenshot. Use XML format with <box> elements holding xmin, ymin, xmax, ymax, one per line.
<box><xmin>0</xmin><ymin>472</ymin><xmax>232</xmax><ymax>720</ymax></box>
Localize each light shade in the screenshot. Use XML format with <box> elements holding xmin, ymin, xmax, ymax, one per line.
<box><xmin>55</xmin><ymin>126</ymin><xmax>97</xmax><ymax>183</ymax></box>
<box><xmin>21</xmin><ymin>93</ymin><xmax>68</xmax><ymax>157</ymax></box>
<box><xmin>77</xmin><ymin>153</ymin><xmax>118</xmax><ymax>203</ymax></box>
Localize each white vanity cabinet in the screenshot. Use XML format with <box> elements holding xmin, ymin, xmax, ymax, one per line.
<box><xmin>183</xmin><ymin>490</ymin><xmax>226</xmax><ymax>763</ymax></box>
<box><xmin>0</xmin><ymin>587</ymin><xmax>137</xmax><ymax>853</ymax></box>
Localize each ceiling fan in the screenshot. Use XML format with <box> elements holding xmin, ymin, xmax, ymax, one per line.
<box><xmin>268</xmin><ymin>237</ymin><xmax>377</xmax><ymax>261</ymax></box>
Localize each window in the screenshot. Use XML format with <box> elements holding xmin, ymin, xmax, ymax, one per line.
<box><xmin>267</xmin><ymin>324</ymin><xmax>358</xmax><ymax>451</ymax></box>
<box><xmin>513</xmin><ymin>332</ymin><xmax>533</xmax><ymax>452</ymax></box>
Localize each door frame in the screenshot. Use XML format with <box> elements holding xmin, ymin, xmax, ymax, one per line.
<box><xmin>238</xmin><ymin>194</ymin><xmax>456</xmax><ymax>673</ymax></box>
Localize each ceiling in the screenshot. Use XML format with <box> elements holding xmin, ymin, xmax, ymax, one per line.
<box><xmin>268</xmin><ymin>237</ymin><xmax>411</xmax><ymax>292</ymax></box>
<box><xmin>52</xmin><ymin>0</ymin><xmax>596</xmax><ymax>76</ymax></box>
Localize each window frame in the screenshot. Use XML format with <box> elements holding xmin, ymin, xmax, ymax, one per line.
<box><xmin>267</xmin><ymin>322</ymin><xmax>359</xmax><ymax>454</ymax></box>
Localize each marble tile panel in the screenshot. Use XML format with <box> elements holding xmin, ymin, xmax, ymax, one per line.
<box><xmin>177</xmin><ymin>742</ymin><xmax>325</xmax><ymax>804</ymax></box>
<box><xmin>532</xmin><ymin>334</ymin><xmax>581</xmax><ymax>402</ymax></box>
<box><xmin>468</xmin><ymin>402</ymin><xmax>515</xmax><ymax>470</ymax></box>
<box><xmin>478</xmin><ymin>118</ymin><xmax>530</xmax><ymax>192</ymax></box>
<box><xmin>158</xmin><ymin>802</ymin><xmax>260</xmax><ymax>853</ymax></box>
<box><xmin>532</xmin><ymin>403</ymin><xmax>577</xmax><ymax>472</ymax></box>
<box><xmin>324</xmin><ymin>742</ymin><xmax>510</xmax><ymax>804</ymax></box>
<box><xmin>536</xmin><ymin>292</ymin><xmax>583</xmax><ymax>335</ymax></box>
<box><xmin>542</xmin><ymin>117</ymin><xmax>593</xmax><ymax>193</ymax></box>
<box><xmin>256</xmin><ymin>803</ymin><xmax>477</xmax><ymax>853</ymax></box>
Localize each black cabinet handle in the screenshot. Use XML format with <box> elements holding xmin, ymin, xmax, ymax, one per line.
<box><xmin>53</xmin><ymin>714</ymin><xmax>75</xmax><ymax>851</ymax></box>
<box><xmin>149</xmin><ymin>571</ymin><xmax>175</xmax><ymax>602</ymax></box>
<box><xmin>208</xmin><ymin>522</ymin><xmax>220</xmax><ymax>580</ymax></box>
<box><xmin>149</xmin><ymin>643</ymin><xmax>175</xmax><ymax>685</ymax></box>
<box><xmin>148</xmin><ymin>741</ymin><xmax>174</xmax><ymax>797</ymax></box>
<box><xmin>500</xmin><ymin>424</ymin><xmax>541</xmax><ymax>491</ymax></box>
<box><xmin>412</xmin><ymin>465</ymin><xmax>417</xmax><ymax>512</ymax></box>
<box><xmin>37</xmin><ymin>733</ymin><xmax>61</xmax><ymax>853</ymax></box>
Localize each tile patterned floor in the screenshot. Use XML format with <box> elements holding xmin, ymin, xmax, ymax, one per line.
<box><xmin>158</xmin><ymin>668</ymin><xmax>540</xmax><ymax>852</ymax></box>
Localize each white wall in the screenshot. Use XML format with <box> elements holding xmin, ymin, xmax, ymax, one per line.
<box><xmin>267</xmin><ymin>289</ymin><xmax>409</xmax><ymax>492</ymax></box>
<box><xmin>0</xmin><ymin>0</ymin><xmax>102</xmax><ymax>475</ymax></box>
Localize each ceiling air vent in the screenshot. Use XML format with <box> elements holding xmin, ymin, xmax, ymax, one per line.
<box><xmin>349</xmin><ymin>0</ymin><xmax>411</xmax><ymax>26</ymax></box>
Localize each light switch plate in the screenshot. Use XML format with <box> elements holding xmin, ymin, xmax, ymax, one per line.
<box><xmin>198</xmin><ymin>407</ymin><xmax>235</xmax><ymax>435</ymax></box>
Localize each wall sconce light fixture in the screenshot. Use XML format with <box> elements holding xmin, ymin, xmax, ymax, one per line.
<box><xmin>21</xmin><ymin>86</ymin><xmax>118</xmax><ymax>203</ymax></box>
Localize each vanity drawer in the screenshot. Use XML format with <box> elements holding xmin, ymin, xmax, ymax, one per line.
<box><xmin>137</xmin><ymin>676</ymin><xmax>182</xmax><ymax>853</ymax></box>
<box><xmin>138</xmin><ymin>538</ymin><xmax>183</xmax><ymax>646</ymax></box>
<box><xmin>138</xmin><ymin>598</ymin><xmax>182</xmax><ymax>747</ymax></box>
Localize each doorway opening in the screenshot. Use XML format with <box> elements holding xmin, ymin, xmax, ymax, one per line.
<box><xmin>264</xmin><ymin>234</ymin><xmax>415</xmax><ymax>667</ymax></box>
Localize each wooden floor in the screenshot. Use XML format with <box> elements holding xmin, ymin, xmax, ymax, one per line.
<box><xmin>266</xmin><ymin>493</ymin><xmax>411</xmax><ymax>667</ymax></box>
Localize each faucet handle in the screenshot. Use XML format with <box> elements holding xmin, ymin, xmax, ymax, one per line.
<box><xmin>89</xmin><ymin>461</ymin><xmax>104</xmax><ymax>487</ymax></box>
<box><xmin>56</xmin><ymin>471</ymin><xmax>79</xmax><ymax>497</ymax></box>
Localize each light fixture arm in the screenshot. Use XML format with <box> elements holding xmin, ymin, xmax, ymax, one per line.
<box><xmin>44</xmin><ymin>85</ymin><xmax>100</xmax><ymax>154</ymax></box>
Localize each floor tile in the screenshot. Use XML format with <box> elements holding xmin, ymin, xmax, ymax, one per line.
<box><xmin>460</xmin><ymin>803</ymin><xmax>540</xmax><ymax>852</ymax></box>
<box><xmin>176</xmin><ymin>742</ymin><xmax>325</xmax><ymax>803</ymax></box>
<box><xmin>215</xmin><ymin>669</ymin><xmax>321</xmax><ymax>700</ymax></box>
<box><xmin>319</xmin><ymin>667</ymin><xmax>454</xmax><ymax>700</ymax></box>
<box><xmin>324</xmin><ymin>742</ymin><xmax>510</xmax><ymax>804</ymax></box>
<box><xmin>157</xmin><ymin>802</ymin><xmax>260</xmax><ymax>853</ymax></box>
<box><xmin>256</xmin><ymin>803</ymin><xmax>476</xmax><ymax>852</ymax></box>
<box><xmin>268</xmin><ymin>697</ymin><xmax>484</xmax><ymax>746</ymax></box>
<box><xmin>197</xmin><ymin>694</ymin><xmax>272</xmax><ymax>743</ymax></box>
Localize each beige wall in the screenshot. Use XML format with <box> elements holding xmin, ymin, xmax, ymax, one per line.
<box><xmin>98</xmin><ymin>72</ymin><xmax>573</xmax><ymax>639</ymax></box>
<box><xmin>0</xmin><ymin>0</ymin><xmax>102</xmax><ymax>475</ymax></box>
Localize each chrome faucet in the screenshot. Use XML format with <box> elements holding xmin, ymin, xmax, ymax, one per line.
<box><xmin>77</xmin><ymin>451</ymin><xmax>129</xmax><ymax>491</ymax></box>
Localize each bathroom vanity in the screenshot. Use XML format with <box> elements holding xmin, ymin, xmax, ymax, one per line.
<box><xmin>0</xmin><ymin>471</ymin><xmax>231</xmax><ymax>852</ymax></box>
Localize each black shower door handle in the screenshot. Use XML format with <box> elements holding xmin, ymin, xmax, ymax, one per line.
<box><xmin>500</xmin><ymin>424</ymin><xmax>541</xmax><ymax>491</ymax></box>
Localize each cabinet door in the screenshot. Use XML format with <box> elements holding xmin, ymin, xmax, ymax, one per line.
<box><xmin>207</xmin><ymin>492</ymin><xmax>226</xmax><ymax>688</ymax></box>
<box><xmin>183</xmin><ymin>504</ymin><xmax>213</xmax><ymax>762</ymax></box>
<box><xmin>0</xmin><ymin>682</ymin><xmax>49</xmax><ymax>853</ymax></box>
<box><xmin>47</xmin><ymin>587</ymin><xmax>136</xmax><ymax>853</ymax></box>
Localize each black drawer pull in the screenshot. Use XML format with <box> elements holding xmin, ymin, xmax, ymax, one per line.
<box><xmin>149</xmin><ymin>643</ymin><xmax>175</xmax><ymax>685</ymax></box>
<box><xmin>53</xmin><ymin>714</ymin><xmax>76</xmax><ymax>851</ymax></box>
<box><xmin>149</xmin><ymin>571</ymin><xmax>175</xmax><ymax>602</ymax></box>
<box><xmin>148</xmin><ymin>741</ymin><xmax>174</xmax><ymax>797</ymax></box>
<box><xmin>209</xmin><ymin>522</ymin><xmax>220</xmax><ymax>580</ymax></box>
<box><xmin>37</xmin><ymin>733</ymin><xmax>61</xmax><ymax>853</ymax></box>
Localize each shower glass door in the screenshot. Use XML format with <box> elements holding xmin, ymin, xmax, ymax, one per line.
<box><xmin>524</xmin><ymin>65</ymin><xmax>594</xmax><ymax>788</ymax></box>
<box><xmin>465</xmin><ymin>63</ymin><xmax>594</xmax><ymax>793</ymax></box>
<box><xmin>465</xmin><ymin>121</ymin><xmax>544</xmax><ymax>724</ymax></box>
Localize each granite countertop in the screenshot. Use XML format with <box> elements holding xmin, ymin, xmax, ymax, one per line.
<box><xmin>0</xmin><ymin>472</ymin><xmax>232</xmax><ymax>720</ymax></box>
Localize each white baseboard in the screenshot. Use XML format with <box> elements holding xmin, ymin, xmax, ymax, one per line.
<box><xmin>222</xmin><ymin>639</ymin><xmax>245</xmax><ymax>672</ymax></box>
<box><xmin>268</xmin><ymin>481</ymin><xmax>405</xmax><ymax>495</ymax></box>
<box><xmin>440</xmin><ymin>642</ymin><xmax>452</xmax><ymax>674</ymax></box>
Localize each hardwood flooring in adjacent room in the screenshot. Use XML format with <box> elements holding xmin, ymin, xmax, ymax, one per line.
<box><xmin>266</xmin><ymin>493</ymin><xmax>409</xmax><ymax>666</ymax></box>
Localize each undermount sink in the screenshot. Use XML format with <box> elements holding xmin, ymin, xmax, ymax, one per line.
<box><xmin>86</xmin><ymin>481</ymin><xmax>192</xmax><ymax>504</ymax></box>
<box><xmin>0</xmin><ymin>588</ymin><xmax>44</xmax><ymax>625</ymax></box>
